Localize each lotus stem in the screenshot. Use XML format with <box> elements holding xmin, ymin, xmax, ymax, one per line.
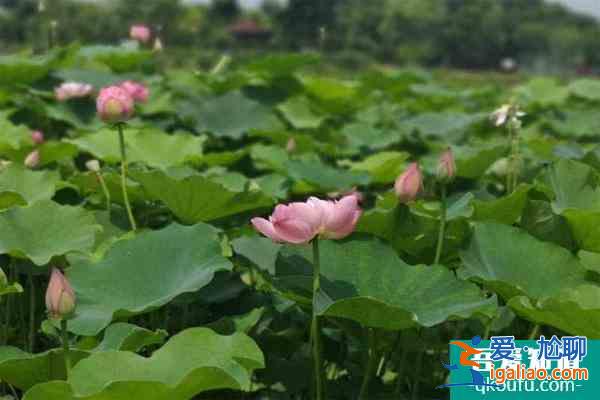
<box><xmin>28</xmin><ymin>272</ymin><xmax>36</xmax><ymax>352</ymax></box>
<box><xmin>359</xmin><ymin>328</ymin><xmax>378</xmax><ymax>400</ymax></box>
<box><xmin>61</xmin><ymin>319</ymin><xmax>70</xmax><ymax>379</ymax></box>
<box><xmin>97</xmin><ymin>172</ymin><xmax>111</xmax><ymax>216</ymax></box>
<box><xmin>528</xmin><ymin>324</ymin><xmax>541</xmax><ymax>340</ymax></box>
<box><xmin>311</xmin><ymin>238</ymin><xmax>324</xmax><ymax>400</ymax></box>
<box><xmin>434</xmin><ymin>185</ymin><xmax>447</xmax><ymax>265</ymax></box>
<box><xmin>117</xmin><ymin>123</ymin><xmax>136</xmax><ymax>231</ymax></box>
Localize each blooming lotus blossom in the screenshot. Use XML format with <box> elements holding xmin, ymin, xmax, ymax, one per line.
<box><xmin>45</xmin><ymin>268</ymin><xmax>76</xmax><ymax>319</ymax></box>
<box><xmin>395</xmin><ymin>162</ymin><xmax>423</xmax><ymax>203</ymax></box>
<box><xmin>120</xmin><ymin>81</ymin><xmax>149</xmax><ymax>103</ymax></box>
<box><xmin>54</xmin><ymin>82</ymin><xmax>94</xmax><ymax>101</ymax></box>
<box><xmin>251</xmin><ymin>193</ymin><xmax>362</xmax><ymax>244</ymax></box>
<box><xmin>24</xmin><ymin>150</ymin><xmax>40</xmax><ymax>168</ymax></box>
<box><xmin>130</xmin><ymin>24</ymin><xmax>151</xmax><ymax>43</ymax></box>
<box><xmin>31</xmin><ymin>130</ymin><xmax>44</xmax><ymax>145</ymax></box>
<box><xmin>96</xmin><ymin>86</ymin><xmax>134</xmax><ymax>122</ymax></box>
<box><xmin>491</xmin><ymin>104</ymin><xmax>525</xmax><ymax>127</ymax></box>
<box><xmin>436</xmin><ymin>148</ymin><xmax>456</xmax><ymax>183</ymax></box>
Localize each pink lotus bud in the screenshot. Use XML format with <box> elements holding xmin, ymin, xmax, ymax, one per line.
<box><xmin>436</xmin><ymin>148</ymin><xmax>456</xmax><ymax>183</ymax></box>
<box><xmin>24</xmin><ymin>150</ymin><xmax>40</xmax><ymax>168</ymax></box>
<box><xmin>130</xmin><ymin>24</ymin><xmax>151</xmax><ymax>43</ymax></box>
<box><xmin>31</xmin><ymin>130</ymin><xmax>44</xmax><ymax>145</ymax></box>
<box><xmin>120</xmin><ymin>81</ymin><xmax>149</xmax><ymax>103</ymax></box>
<box><xmin>394</xmin><ymin>163</ymin><xmax>423</xmax><ymax>203</ymax></box>
<box><xmin>307</xmin><ymin>193</ymin><xmax>362</xmax><ymax>239</ymax></box>
<box><xmin>45</xmin><ymin>268</ymin><xmax>76</xmax><ymax>319</ymax></box>
<box><xmin>85</xmin><ymin>159</ymin><xmax>101</xmax><ymax>172</ymax></box>
<box><xmin>55</xmin><ymin>82</ymin><xmax>94</xmax><ymax>102</ymax></box>
<box><xmin>96</xmin><ymin>86</ymin><xmax>134</xmax><ymax>123</ymax></box>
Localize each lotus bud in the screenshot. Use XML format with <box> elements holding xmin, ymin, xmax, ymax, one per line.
<box><xmin>24</xmin><ymin>150</ymin><xmax>40</xmax><ymax>168</ymax></box>
<box><xmin>31</xmin><ymin>130</ymin><xmax>44</xmax><ymax>145</ymax></box>
<box><xmin>130</xmin><ymin>24</ymin><xmax>151</xmax><ymax>43</ymax></box>
<box><xmin>394</xmin><ymin>162</ymin><xmax>423</xmax><ymax>203</ymax></box>
<box><xmin>0</xmin><ymin>267</ymin><xmax>7</xmax><ymax>286</ymax></box>
<box><xmin>45</xmin><ymin>268</ymin><xmax>76</xmax><ymax>320</ymax></box>
<box><xmin>286</xmin><ymin>137</ymin><xmax>296</xmax><ymax>153</ymax></box>
<box><xmin>436</xmin><ymin>148</ymin><xmax>456</xmax><ymax>183</ymax></box>
<box><xmin>119</xmin><ymin>81</ymin><xmax>149</xmax><ymax>103</ymax></box>
<box><xmin>96</xmin><ymin>86</ymin><xmax>134</xmax><ymax>123</ymax></box>
<box><xmin>86</xmin><ymin>159</ymin><xmax>101</xmax><ymax>173</ymax></box>
<box><xmin>153</xmin><ymin>37</ymin><xmax>163</xmax><ymax>52</ymax></box>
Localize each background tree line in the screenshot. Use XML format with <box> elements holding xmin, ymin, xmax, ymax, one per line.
<box><xmin>1</xmin><ymin>0</ymin><xmax>600</xmax><ymax>72</ymax></box>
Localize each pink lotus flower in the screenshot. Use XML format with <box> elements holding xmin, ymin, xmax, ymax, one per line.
<box><xmin>395</xmin><ymin>162</ymin><xmax>423</xmax><ymax>203</ymax></box>
<box><xmin>96</xmin><ymin>86</ymin><xmax>134</xmax><ymax>123</ymax></box>
<box><xmin>24</xmin><ymin>150</ymin><xmax>40</xmax><ymax>168</ymax></box>
<box><xmin>251</xmin><ymin>194</ymin><xmax>362</xmax><ymax>244</ymax></box>
<box><xmin>55</xmin><ymin>82</ymin><xmax>94</xmax><ymax>102</ymax></box>
<box><xmin>31</xmin><ymin>130</ymin><xmax>44</xmax><ymax>145</ymax></box>
<box><xmin>120</xmin><ymin>81</ymin><xmax>149</xmax><ymax>103</ymax></box>
<box><xmin>45</xmin><ymin>268</ymin><xmax>76</xmax><ymax>319</ymax></box>
<box><xmin>130</xmin><ymin>24</ymin><xmax>151</xmax><ymax>43</ymax></box>
<box><xmin>437</xmin><ymin>148</ymin><xmax>456</xmax><ymax>183</ymax></box>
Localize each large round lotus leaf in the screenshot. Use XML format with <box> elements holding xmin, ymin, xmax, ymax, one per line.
<box><xmin>22</xmin><ymin>328</ymin><xmax>264</xmax><ymax>400</ymax></box>
<box><xmin>194</xmin><ymin>91</ymin><xmax>282</xmax><ymax>139</ymax></box>
<box><xmin>460</xmin><ymin>222</ymin><xmax>587</xmax><ymax>300</ymax></box>
<box><xmin>508</xmin><ymin>285</ymin><xmax>600</xmax><ymax>338</ymax></box>
<box><xmin>235</xmin><ymin>235</ymin><xmax>496</xmax><ymax>330</ymax></box>
<box><xmin>0</xmin><ymin>347</ymin><xmax>89</xmax><ymax>391</ymax></box>
<box><xmin>131</xmin><ymin>169</ymin><xmax>274</xmax><ymax>223</ymax></box>
<box><xmin>0</xmin><ymin>114</ymin><xmax>33</xmax><ymax>154</ymax></box>
<box><xmin>0</xmin><ymin>164</ymin><xmax>60</xmax><ymax>208</ymax></box>
<box><xmin>77</xmin><ymin>45</ymin><xmax>152</xmax><ymax>73</ymax></box>
<box><xmin>67</xmin><ymin>128</ymin><xmax>206</xmax><ymax>169</ymax></box>
<box><xmin>0</xmin><ymin>200</ymin><xmax>101</xmax><ymax>265</ymax></box>
<box><xmin>66</xmin><ymin>223</ymin><xmax>232</xmax><ymax>335</ymax></box>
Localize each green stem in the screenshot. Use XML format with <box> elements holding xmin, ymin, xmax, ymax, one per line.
<box><xmin>528</xmin><ymin>324</ymin><xmax>541</xmax><ymax>340</ymax></box>
<box><xmin>411</xmin><ymin>351</ymin><xmax>424</xmax><ymax>400</ymax></box>
<box><xmin>28</xmin><ymin>272</ymin><xmax>36</xmax><ymax>352</ymax></box>
<box><xmin>394</xmin><ymin>343</ymin><xmax>408</xmax><ymax>396</ymax></box>
<box><xmin>359</xmin><ymin>328</ymin><xmax>378</xmax><ymax>400</ymax></box>
<box><xmin>434</xmin><ymin>185</ymin><xmax>447</xmax><ymax>265</ymax></box>
<box><xmin>97</xmin><ymin>173</ymin><xmax>111</xmax><ymax>216</ymax></box>
<box><xmin>61</xmin><ymin>319</ymin><xmax>70</xmax><ymax>379</ymax></box>
<box><xmin>117</xmin><ymin>124</ymin><xmax>136</xmax><ymax>231</ymax></box>
<box><xmin>311</xmin><ymin>238</ymin><xmax>324</xmax><ymax>400</ymax></box>
<box><xmin>2</xmin><ymin>261</ymin><xmax>14</xmax><ymax>345</ymax></box>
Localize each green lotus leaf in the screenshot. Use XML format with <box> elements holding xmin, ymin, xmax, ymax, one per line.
<box><xmin>23</xmin><ymin>328</ymin><xmax>264</xmax><ymax>400</ymax></box>
<box><xmin>67</xmin><ymin>128</ymin><xmax>206</xmax><ymax>169</ymax></box>
<box><xmin>0</xmin><ymin>200</ymin><xmax>101</xmax><ymax>265</ymax></box>
<box><xmin>0</xmin><ymin>164</ymin><xmax>60</xmax><ymax>208</ymax></box>
<box><xmin>91</xmin><ymin>323</ymin><xmax>167</xmax><ymax>353</ymax></box>
<box><xmin>66</xmin><ymin>223</ymin><xmax>232</xmax><ymax>335</ymax></box>
<box><xmin>277</xmin><ymin>96</ymin><xmax>326</xmax><ymax>129</ymax></box>
<box><xmin>461</xmin><ymin>222</ymin><xmax>587</xmax><ymax>300</ymax></box>
<box><xmin>131</xmin><ymin>169</ymin><xmax>274</xmax><ymax>223</ymax></box>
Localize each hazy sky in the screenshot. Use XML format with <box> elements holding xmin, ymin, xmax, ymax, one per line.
<box><xmin>182</xmin><ymin>0</ymin><xmax>600</xmax><ymax>18</ymax></box>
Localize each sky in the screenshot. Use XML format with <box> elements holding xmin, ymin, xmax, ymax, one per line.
<box><xmin>183</xmin><ymin>0</ymin><xmax>600</xmax><ymax>18</ymax></box>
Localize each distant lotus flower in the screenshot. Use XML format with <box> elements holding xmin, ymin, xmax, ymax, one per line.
<box><xmin>45</xmin><ymin>268</ymin><xmax>76</xmax><ymax>320</ymax></box>
<box><xmin>120</xmin><ymin>81</ymin><xmax>149</xmax><ymax>103</ymax></box>
<box><xmin>31</xmin><ymin>130</ymin><xmax>44</xmax><ymax>145</ymax></box>
<box><xmin>491</xmin><ymin>104</ymin><xmax>525</xmax><ymax>127</ymax></box>
<box><xmin>153</xmin><ymin>37</ymin><xmax>163</xmax><ymax>52</ymax></box>
<box><xmin>86</xmin><ymin>159</ymin><xmax>101</xmax><ymax>172</ymax></box>
<box><xmin>55</xmin><ymin>82</ymin><xmax>94</xmax><ymax>102</ymax></box>
<box><xmin>130</xmin><ymin>24</ymin><xmax>151</xmax><ymax>43</ymax></box>
<box><xmin>96</xmin><ymin>86</ymin><xmax>134</xmax><ymax>122</ymax></box>
<box><xmin>251</xmin><ymin>194</ymin><xmax>362</xmax><ymax>244</ymax></box>
<box><xmin>395</xmin><ymin>162</ymin><xmax>423</xmax><ymax>203</ymax></box>
<box><xmin>24</xmin><ymin>150</ymin><xmax>40</xmax><ymax>168</ymax></box>
<box><xmin>436</xmin><ymin>148</ymin><xmax>456</xmax><ymax>183</ymax></box>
